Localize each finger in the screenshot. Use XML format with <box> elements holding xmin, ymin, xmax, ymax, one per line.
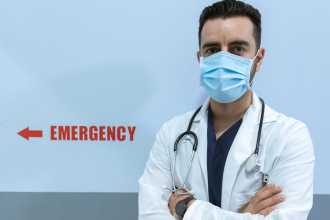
<box><xmin>169</xmin><ymin>194</ymin><xmax>192</xmax><ymax>216</ymax></box>
<box><xmin>253</xmin><ymin>185</ymin><xmax>282</xmax><ymax>203</ymax></box>
<box><xmin>175</xmin><ymin>191</ymin><xmax>192</xmax><ymax>196</ymax></box>
<box><xmin>175</xmin><ymin>188</ymin><xmax>189</xmax><ymax>194</ymax></box>
<box><xmin>258</xmin><ymin>205</ymin><xmax>276</xmax><ymax>216</ymax></box>
<box><xmin>174</xmin><ymin>188</ymin><xmax>193</xmax><ymax>199</ymax></box>
<box><xmin>256</xmin><ymin>194</ymin><xmax>285</xmax><ymax>212</ymax></box>
<box><xmin>176</xmin><ymin>194</ymin><xmax>192</xmax><ymax>202</ymax></box>
<box><xmin>168</xmin><ymin>193</ymin><xmax>177</xmax><ymax>215</ymax></box>
<box><xmin>172</xmin><ymin>194</ymin><xmax>192</xmax><ymax>207</ymax></box>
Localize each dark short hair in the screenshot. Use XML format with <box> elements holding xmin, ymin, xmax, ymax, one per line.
<box><xmin>198</xmin><ymin>0</ymin><xmax>262</xmax><ymax>49</ymax></box>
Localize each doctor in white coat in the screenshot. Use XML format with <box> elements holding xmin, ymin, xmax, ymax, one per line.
<box><xmin>138</xmin><ymin>0</ymin><xmax>315</xmax><ymax>219</ymax></box>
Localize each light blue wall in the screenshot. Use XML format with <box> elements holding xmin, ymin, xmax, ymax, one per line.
<box><xmin>0</xmin><ymin>0</ymin><xmax>328</xmax><ymax>194</ymax></box>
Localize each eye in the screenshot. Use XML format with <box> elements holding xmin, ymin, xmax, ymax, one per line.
<box><xmin>230</xmin><ymin>46</ymin><xmax>245</xmax><ymax>56</ymax></box>
<box><xmin>204</xmin><ymin>47</ymin><xmax>220</xmax><ymax>56</ymax></box>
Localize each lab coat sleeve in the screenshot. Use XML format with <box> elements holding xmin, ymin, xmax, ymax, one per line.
<box><xmin>138</xmin><ymin>121</ymin><xmax>175</xmax><ymax>220</ymax></box>
<box><xmin>183</xmin><ymin>121</ymin><xmax>315</xmax><ymax>220</ymax></box>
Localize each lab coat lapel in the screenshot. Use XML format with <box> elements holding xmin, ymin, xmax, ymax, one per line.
<box><xmin>193</xmin><ymin>97</ymin><xmax>210</xmax><ymax>199</ymax></box>
<box><xmin>221</xmin><ymin>92</ymin><xmax>261</xmax><ymax>209</ymax></box>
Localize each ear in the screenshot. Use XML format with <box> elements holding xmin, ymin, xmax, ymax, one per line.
<box><xmin>197</xmin><ymin>51</ymin><xmax>201</xmax><ymax>63</ymax></box>
<box><xmin>255</xmin><ymin>47</ymin><xmax>266</xmax><ymax>72</ymax></box>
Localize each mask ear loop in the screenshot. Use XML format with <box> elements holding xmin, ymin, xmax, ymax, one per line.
<box><xmin>249</xmin><ymin>48</ymin><xmax>261</xmax><ymax>87</ymax></box>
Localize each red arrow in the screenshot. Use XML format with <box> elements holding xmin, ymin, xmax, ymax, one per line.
<box><xmin>18</xmin><ymin>127</ymin><xmax>43</xmax><ymax>140</ymax></box>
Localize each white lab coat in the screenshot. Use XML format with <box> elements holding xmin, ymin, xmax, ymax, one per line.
<box><xmin>138</xmin><ymin>92</ymin><xmax>315</xmax><ymax>220</ymax></box>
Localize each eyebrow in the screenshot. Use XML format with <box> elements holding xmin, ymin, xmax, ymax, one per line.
<box><xmin>202</xmin><ymin>42</ymin><xmax>221</xmax><ymax>49</ymax></box>
<box><xmin>229</xmin><ymin>40</ymin><xmax>250</xmax><ymax>47</ymax></box>
<box><xmin>201</xmin><ymin>40</ymin><xmax>250</xmax><ymax>50</ymax></box>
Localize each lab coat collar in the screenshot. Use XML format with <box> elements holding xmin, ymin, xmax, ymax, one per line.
<box><xmin>194</xmin><ymin>90</ymin><xmax>275</xmax><ymax>124</ymax></box>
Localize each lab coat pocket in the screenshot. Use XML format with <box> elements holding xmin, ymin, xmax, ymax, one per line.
<box><xmin>230</xmin><ymin>171</ymin><xmax>262</xmax><ymax>211</ymax></box>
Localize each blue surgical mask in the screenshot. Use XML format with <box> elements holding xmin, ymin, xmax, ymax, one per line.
<box><xmin>199</xmin><ymin>50</ymin><xmax>258</xmax><ymax>103</ymax></box>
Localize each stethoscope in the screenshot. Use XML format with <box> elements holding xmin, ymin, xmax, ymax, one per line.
<box><xmin>170</xmin><ymin>98</ymin><xmax>269</xmax><ymax>194</ymax></box>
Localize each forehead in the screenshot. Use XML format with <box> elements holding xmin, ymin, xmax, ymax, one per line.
<box><xmin>200</xmin><ymin>16</ymin><xmax>255</xmax><ymax>47</ymax></box>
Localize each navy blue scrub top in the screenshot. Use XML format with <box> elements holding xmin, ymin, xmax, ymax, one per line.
<box><xmin>207</xmin><ymin>105</ymin><xmax>242</xmax><ymax>208</ymax></box>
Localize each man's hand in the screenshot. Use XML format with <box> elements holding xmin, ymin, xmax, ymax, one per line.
<box><xmin>239</xmin><ymin>184</ymin><xmax>285</xmax><ymax>216</ymax></box>
<box><xmin>168</xmin><ymin>188</ymin><xmax>196</xmax><ymax>219</ymax></box>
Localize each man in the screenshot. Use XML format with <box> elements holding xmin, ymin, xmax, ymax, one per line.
<box><xmin>138</xmin><ymin>0</ymin><xmax>315</xmax><ymax>219</ymax></box>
